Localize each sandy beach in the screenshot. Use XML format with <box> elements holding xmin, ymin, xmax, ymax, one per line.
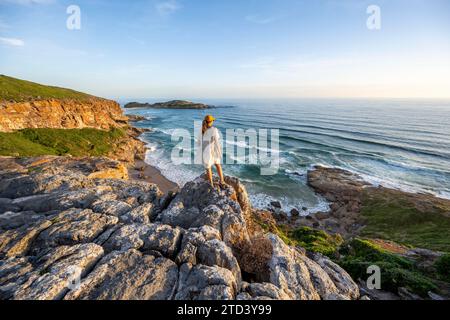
<box><xmin>129</xmin><ymin>159</ymin><xmax>179</xmax><ymax>194</ymax></box>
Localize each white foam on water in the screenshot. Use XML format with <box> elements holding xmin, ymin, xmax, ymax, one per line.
<box><xmin>249</xmin><ymin>192</ymin><xmax>330</xmax><ymax>216</ymax></box>
<box><xmin>143</xmin><ymin>144</ymin><xmax>200</xmax><ymax>187</ymax></box>
<box><xmin>438</xmin><ymin>191</ymin><xmax>450</xmax><ymax>200</ymax></box>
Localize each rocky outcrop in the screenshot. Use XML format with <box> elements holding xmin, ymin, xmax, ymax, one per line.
<box><xmin>0</xmin><ymin>157</ymin><xmax>360</xmax><ymax>300</ymax></box>
<box><xmin>0</xmin><ymin>98</ymin><xmax>129</xmax><ymax>132</ymax></box>
<box><xmin>124</xmin><ymin>100</ymin><xmax>212</xmax><ymax>110</ymax></box>
<box><xmin>305</xmin><ymin>166</ymin><xmax>450</xmax><ymax>238</ymax></box>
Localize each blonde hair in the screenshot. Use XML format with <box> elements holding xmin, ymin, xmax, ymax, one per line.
<box><xmin>202</xmin><ymin>119</ymin><xmax>209</xmax><ymax>136</ymax></box>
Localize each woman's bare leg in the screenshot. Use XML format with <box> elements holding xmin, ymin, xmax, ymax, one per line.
<box><xmin>206</xmin><ymin>168</ymin><xmax>214</xmax><ymax>187</ymax></box>
<box><xmin>215</xmin><ymin>164</ymin><xmax>225</xmax><ymax>184</ymax></box>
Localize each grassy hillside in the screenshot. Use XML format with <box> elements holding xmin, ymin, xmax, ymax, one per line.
<box><xmin>0</xmin><ymin>128</ymin><xmax>125</xmax><ymax>157</ymax></box>
<box><xmin>360</xmin><ymin>189</ymin><xmax>450</xmax><ymax>252</ymax></box>
<box><xmin>0</xmin><ymin>75</ymin><xmax>93</xmax><ymax>102</ymax></box>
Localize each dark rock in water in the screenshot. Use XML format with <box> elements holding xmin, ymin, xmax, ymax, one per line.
<box><xmin>290</xmin><ymin>208</ymin><xmax>300</xmax><ymax>217</ymax></box>
<box><xmin>302</xmin><ymin>207</ymin><xmax>308</xmax><ymax>211</ymax></box>
<box><xmin>0</xmin><ymin>156</ymin><xmax>361</xmax><ymax>301</ymax></box>
<box><xmin>124</xmin><ymin>100</ymin><xmax>212</xmax><ymax>110</ymax></box>
<box><xmin>270</xmin><ymin>201</ymin><xmax>282</xmax><ymax>209</ymax></box>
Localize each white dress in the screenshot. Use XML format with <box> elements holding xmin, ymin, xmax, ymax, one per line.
<box><xmin>200</xmin><ymin>127</ymin><xmax>223</xmax><ymax>169</ymax></box>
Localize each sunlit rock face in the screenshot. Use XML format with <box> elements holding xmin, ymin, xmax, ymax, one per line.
<box><xmin>0</xmin><ymin>98</ymin><xmax>128</xmax><ymax>132</ymax></box>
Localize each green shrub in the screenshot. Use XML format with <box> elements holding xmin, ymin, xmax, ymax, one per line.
<box><xmin>289</xmin><ymin>227</ymin><xmax>343</xmax><ymax>257</ymax></box>
<box><xmin>435</xmin><ymin>254</ymin><xmax>450</xmax><ymax>282</ymax></box>
<box><xmin>339</xmin><ymin>238</ymin><xmax>438</xmax><ymax>296</ymax></box>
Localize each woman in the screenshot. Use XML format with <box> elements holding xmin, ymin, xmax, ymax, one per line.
<box><xmin>201</xmin><ymin>115</ymin><xmax>225</xmax><ymax>188</ymax></box>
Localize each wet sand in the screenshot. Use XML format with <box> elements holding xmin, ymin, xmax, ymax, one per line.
<box><xmin>129</xmin><ymin>159</ymin><xmax>179</xmax><ymax>194</ymax></box>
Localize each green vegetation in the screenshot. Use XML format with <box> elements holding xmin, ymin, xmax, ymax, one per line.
<box><xmin>254</xmin><ymin>219</ymin><xmax>293</xmax><ymax>246</ymax></box>
<box><xmin>0</xmin><ymin>128</ymin><xmax>125</xmax><ymax>157</ymax></box>
<box><xmin>289</xmin><ymin>227</ymin><xmax>343</xmax><ymax>257</ymax></box>
<box><xmin>360</xmin><ymin>189</ymin><xmax>450</xmax><ymax>252</ymax></box>
<box><xmin>339</xmin><ymin>238</ymin><xmax>438</xmax><ymax>296</ymax></box>
<box><xmin>435</xmin><ymin>254</ymin><xmax>450</xmax><ymax>282</ymax></box>
<box><xmin>0</xmin><ymin>75</ymin><xmax>93</xmax><ymax>102</ymax></box>
<box><xmin>255</xmin><ymin>216</ymin><xmax>342</xmax><ymax>257</ymax></box>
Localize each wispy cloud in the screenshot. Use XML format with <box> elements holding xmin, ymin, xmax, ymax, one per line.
<box><xmin>156</xmin><ymin>0</ymin><xmax>182</xmax><ymax>17</ymax></box>
<box><xmin>0</xmin><ymin>36</ymin><xmax>25</xmax><ymax>46</ymax></box>
<box><xmin>245</xmin><ymin>14</ymin><xmax>279</xmax><ymax>25</ymax></box>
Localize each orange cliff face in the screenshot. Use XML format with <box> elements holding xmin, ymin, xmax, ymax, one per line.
<box><xmin>0</xmin><ymin>98</ymin><xmax>129</xmax><ymax>132</ymax></box>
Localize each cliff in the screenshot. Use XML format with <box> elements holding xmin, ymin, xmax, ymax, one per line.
<box><xmin>0</xmin><ymin>76</ymin><xmax>146</xmax><ymax>164</ymax></box>
<box><xmin>0</xmin><ymin>156</ymin><xmax>360</xmax><ymax>300</ymax></box>
<box><xmin>0</xmin><ymin>98</ymin><xmax>129</xmax><ymax>132</ymax></box>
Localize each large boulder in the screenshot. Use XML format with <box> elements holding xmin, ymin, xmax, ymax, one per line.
<box><xmin>266</xmin><ymin>234</ymin><xmax>359</xmax><ymax>300</ymax></box>
<box><xmin>175</xmin><ymin>263</ymin><xmax>238</xmax><ymax>300</ymax></box>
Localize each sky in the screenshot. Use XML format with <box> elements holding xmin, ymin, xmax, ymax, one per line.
<box><xmin>0</xmin><ymin>0</ymin><xmax>449</xmax><ymax>100</ymax></box>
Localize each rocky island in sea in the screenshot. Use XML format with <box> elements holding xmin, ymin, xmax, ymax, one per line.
<box><xmin>124</xmin><ymin>100</ymin><xmax>213</xmax><ymax>110</ymax></box>
<box><xmin>0</xmin><ymin>75</ymin><xmax>449</xmax><ymax>301</ymax></box>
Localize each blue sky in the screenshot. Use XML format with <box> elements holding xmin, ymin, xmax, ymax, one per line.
<box><xmin>0</xmin><ymin>0</ymin><xmax>449</xmax><ymax>99</ymax></box>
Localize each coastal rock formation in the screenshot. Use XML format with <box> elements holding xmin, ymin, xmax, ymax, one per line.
<box><xmin>305</xmin><ymin>166</ymin><xmax>450</xmax><ymax>240</ymax></box>
<box><xmin>0</xmin><ymin>98</ymin><xmax>128</xmax><ymax>132</ymax></box>
<box><xmin>0</xmin><ymin>157</ymin><xmax>360</xmax><ymax>300</ymax></box>
<box><xmin>124</xmin><ymin>100</ymin><xmax>212</xmax><ymax>110</ymax></box>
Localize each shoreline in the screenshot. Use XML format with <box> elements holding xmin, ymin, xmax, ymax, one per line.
<box><xmin>129</xmin><ymin>159</ymin><xmax>179</xmax><ymax>194</ymax></box>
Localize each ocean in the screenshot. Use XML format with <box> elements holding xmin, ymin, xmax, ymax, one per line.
<box><xmin>122</xmin><ymin>98</ymin><xmax>450</xmax><ymax>214</ymax></box>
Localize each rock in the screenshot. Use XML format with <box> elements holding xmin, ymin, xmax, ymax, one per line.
<box><xmin>175</xmin><ymin>263</ymin><xmax>238</xmax><ymax>300</ymax></box>
<box><xmin>0</xmin><ymin>156</ymin><xmax>365</xmax><ymax>301</ymax></box>
<box><xmin>142</xmin><ymin>224</ymin><xmax>183</xmax><ymax>258</ymax></box>
<box><xmin>124</xmin><ymin>100</ymin><xmax>212</xmax><ymax>110</ymax></box>
<box><xmin>176</xmin><ymin>228</ymin><xmax>240</xmax><ymax>282</ymax></box>
<box><xmin>87</xmin><ymin>163</ymin><xmax>128</xmax><ymax>180</ymax></box>
<box><xmin>266</xmin><ymin>234</ymin><xmax>320</xmax><ymax>300</ymax></box>
<box><xmin>267</xmin><ymin>234</ymin><xmax>359</xmax><ymax>300</ymax></box>
<box><xmin>120</xmin><ymin>203</ymin><xmax>154</xmax><ymax>224</ymax></box>
<box><xmin>290</xmin><ymin>208</ymin><xmax>300</xmax><ymax>217</ymax></box>
<box><xmin>310</xmin><ymin>253</ymin><xmax>360</xmax><ymax>300</ymax></box>
<box><xmin>91</xmin><ymin>200</ymin><xmax>132</xmax><ymax>217</ymax></box>
<box><xmin>236</xmin><ymin>292</ymin><xmax>252</xmax><ymax>300</ymax></box>
<box><xmin>428</xmin><ymin>291</ymin><xmax>446</xmax><ymax>300</ymax></box>
<box><xmin>0</xmin><ymin>219</ymin><xmax>52</xmax><ymax>258</ymax></box>
<box><xmin>398</xmin><ymin>287</ymin><xmax>423</xmax><ymax>300</ymax></box>
<box><xmin>241</xmin><ymin>282</ymin><xmax>292</xmax><ymax>300</ymax></box>
<box><xmin>0</xmin><ymin>198</ymin><xmax>20</xmax><ymax>213</ymax></box>
<box><xmin>158</xmin><ymin>176</ymin><xmax>252</xmax><ymax>259</ymax></box>
<box><xmin>270</xmin><ymin>201</ymin><xmax>282</xmax><ymax>209</ymax></box>
<box><xmin>103</xmin><ymin>224</ymin><xmax>147</xmax><ymax>252</ymax></box>
<box><xmin>0</xmin><ymin>98</ymin><xmax>127</xmax><ymax>132</ymax></box>
<box><xmin>0</xmin><ymin>257</ymin><xmax>34</xmax><ymax>299</ymax></box>
<box><xmin>314</xmin><ymin>212</ymin><xmax>329</xmax><ymax>220</ymax></box>
<box><xmin>196</xmin><ymin>239</ymin><xmax>241</xmax><ymax>284</ymax></box>
<box><xmin>31</xmin><ymin>209</ymin><xmax>118</xmax><ymax>252</ymax></box>
<box><xmin>358</xmin><ymin>280</ymin><xmax>400</xmax><ymax>300</ymax></box>
<box><xmin>104</xmin><ymin>223</ymin><xmax>182</xmax><ymax>258</ymax></box>
<box><xmin>13</xmin><ymin>244</ymin><xmax>104</xmax><ymax>300</ymax></box>
<box><xmin>64</xmin><ymin>249</ymin><xmax>178</xmax><ymax>300</ymax></box>
<box><xmin>126</xmin><ymin>114</ymin><xmax>147</xmax><ymax>122</ymax></box>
